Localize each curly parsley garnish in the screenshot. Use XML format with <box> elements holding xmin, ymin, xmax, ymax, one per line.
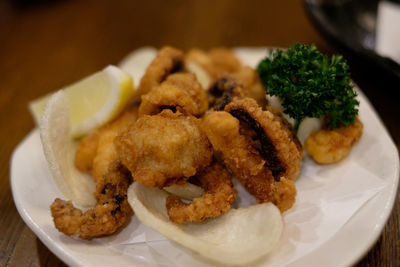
<box><xmin>257</xmin><ymin>43</ymin><xmax>359</xmax><ymax>133</ymax></box>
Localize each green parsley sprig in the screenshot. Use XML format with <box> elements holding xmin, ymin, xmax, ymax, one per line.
<box><xmin>257</xmin><ymin>43</ymin><xmax>359</xmax><ymax>133</ymax></box>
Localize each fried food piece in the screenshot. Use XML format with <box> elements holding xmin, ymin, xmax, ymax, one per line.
<box><xmin>185</xmin><ymin>48</ymin><xmax>267</xmax><ymax>107</ymax></box>
<box><xmin>139</xmin><ymin>73</ymin><xmax>208</xmax><ymax>116</ymax></box>
<box><xmin>207</xmin><ymin>69</ymin><xmax>267</xmax><ymax>111</ymax></box>
<box><xmin>136</xmin><ymin>46</ymin><xmax>184</xmax><ymax>98</ymax></box>
<box><xmin>202</xmin><ymin>111</ymin><xmax>296</xmax><ymax>212</ymax></box>
<box><xmin>166</xmin><ymin>161</ymin><xmax>237</xmax><ymax>224</ymax></box>
<box><xmin>208</xmin><ymin>48</ymin><xmax>242</xmax><ymax>74</ymax></box>
<box><xmin>232</xmin><ymin>66</ymin><xmax>267</xmax><ymax>108</ymax></box>
<box><xmin>225</xmin><ymin>98</ymin><xmax>302</xmax><ymax>180</ymax></box>
<box><xmin>207</xmin><ymin>77</ymin><xmax>244</xmax><ymax>111</ymax></box>
<box><xmin>270</xmin><ymin>178</ymin><xmax>297</xmax><ymax>213</ymax></box>
<box><xmin>164</xmin><ymin>73</ymin><xmax>208</xmax><ymax>114</ymax></box>
<box><xmin>305</xmin><ymin>118</ymin><xmax>363</xmax><ymax>164</ymax></box>
<box><xmin>74</xmin><ymin>108</ymin><xmax>138</xmax><ymax>181</ymax></box>
<box><xmin>184</xmin><ymin>49</ymin><xmax>214</xmax><ymax>90</ymax></box>
<box><xmin>50</xmin><ymin>162</ymin><xmax>133</xmax><ymax>239</ymax></box>
<box><xmin>115</xmin><ymin>110</ymin><xmax>213</xmax><ymax>188</ymax></box>
<box><xmin>74</xmin><ymin>131</ymin><xmax>100</xmax><ymax>173</ymax></box>
<box><xmin>185</xmin><ymin>48</ymin><xmax>242</xmax><ymax>87</ymax></box>
<box><xmin>56</xmin><ymin>108</ymin><xmax>138</xmax><ymax>239</ymax></box>
<box><xmin>139</xmin><ymin>83</ymin><xmax>198</xmax><ymax>116</ymax></box>
<box><xmin>93</xmin><ymin>108</ymin><xmax>138</xmax><ymax>182</ymax></box>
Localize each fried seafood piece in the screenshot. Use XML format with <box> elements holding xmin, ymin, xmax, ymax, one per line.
<box><xmin>225</xmin><ymin>98</ymin><xmax>302</xmax><ymax>180</ymax></box>
<box><xmin>207</xmin><ymin>70</ymin><xmax>267</xmax><ymax>111</ymax></box>
<box><xmin>50</xmin><ymin>162</ymin><xmax>133</xmax><ymax>239</ymax></box>
<box><xmin>139</xmin><ymin>73</ymin><xmax>208</xmax><ymax>116</ymax></box>
<box><xmin>305</xmin><ymin>118</ymin><xmax>363</xmax><ymax>164</ymax></box>
<box><xmin>184</xmin><ymin>48</ymin><xmax>242</xmax><ymax>90</ymax></box>
<box><xmin>183</xmin><ymin>49</ymin><xmax>215</xmax><ymax>90</ymax></box>
<box><xmin>164</xmin><ymin>73</ymin><xmax>208</xmax><ymax>113</ymax></box>
<box><xmin>207</xmin><ymin>77</ymin><xmax>244</xmax><ymax>111</ymax></box>
<box><xmin>139</xmin><ymin>83</ymin><xmax>198</xmax><ymax>116</ymax></box>
<box><xmin>166</xmin><ymin>162</ymin><xmax>237</xmax><ymax>224</ymax></box>
<box><xmin>208</xmin><ymin>48</ymin><xmax>242</xmax><ymax>74</ymax></box>
<box><xmin>185</xmin><ymin>48</ymin><xmax>267</xmax><ymax>106</ymax></box>
<box><xmin>202</xmin><ymin>111</ymin><xmax>296</xmax><ymax>212</ymax></box>
<box><xmin>232</xmin><ymin>66</ymin><xmax>267</xmax><ymax>108</ymax></box>
<box><xmin>74</xmin><ymin>130</ymin><xmax>100</xmax><ymax>173</ymax></box>
<box><xmin>115</xmin><ymin>110</ymin><xmax>213</xmax><ymax>188</ymax></box>
<box><xmin>136</xmin><ymin>46</ymin><xmax>184</xmax><ymax>98</ymax></box>
<box><xmin>74</xmin><ymin>108</ymin><xmax>139</xmax><ymax>181</ymax></box>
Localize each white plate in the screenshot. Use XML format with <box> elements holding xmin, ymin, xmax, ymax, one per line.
<box><xmin>11</xmin><ymin>48</ymin><xmax>399</xmax><ymax>267</ymax></box>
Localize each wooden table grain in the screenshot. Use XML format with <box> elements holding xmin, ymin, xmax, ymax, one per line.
<box><xmin>1</xmin><ymin>0</ymin><xmax>398</xmax><ymax>266</ymax></box>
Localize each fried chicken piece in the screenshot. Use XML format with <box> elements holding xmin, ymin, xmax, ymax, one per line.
<box><xmin>115</xmin><ymin>110</ymin><xmax>213</xmax><ymax>188</ymax></box>
<box><xmin>202</xmin><ymin>111</ymin><xmax>296</xmax><ymax>212</ymax></box>
<box><xmin>305</xmin><ymin>118</ymin><xmax>363</xmax><ymax>164</ymax></box>
<box><xmin>166</xmin><ymin>161</ymin><xmax>237</xmax><ymax>224</ymax></box>
<box><xmin>74</xmin><ymin>107</ymin><xmax>138</xmax><ymax>181</ymax></box>
<box><xmin>136</xmin><ymin>46</ymin><xmax>184</xmax><ymax>98</ymax></box>
<box><xmin>139</xmin><ymin>73</ymin><xmax>208</xmax><ymax>116</ymax></box>
<box><xmin>51</xmin><ymin>162</ymin><xmax>133</xmax><ymax>239</ymax></box>
<box><xmin>225</xmin><ymin>98</ymin><xmax>302</xmax><ymax>180</ymax></box>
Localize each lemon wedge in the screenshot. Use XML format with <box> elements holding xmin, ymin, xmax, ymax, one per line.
<box><xmin>30</xmin><ymin>65</ymin><xmax>134</xmax><ymax>138</ymax></box>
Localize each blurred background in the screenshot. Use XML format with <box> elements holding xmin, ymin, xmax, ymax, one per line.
<box><xmin>0</xmin><ymin>0</ymin><xmax>398</xmax><ymax>266</ymax></box>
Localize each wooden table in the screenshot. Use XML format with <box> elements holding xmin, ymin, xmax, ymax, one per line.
<box><xmin>1</xmin><ymin>0</ymin><xmax>398</xmax><ymax>266</ymax></box>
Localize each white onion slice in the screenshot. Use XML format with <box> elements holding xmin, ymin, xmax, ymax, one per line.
<box><xmin>39</xmin><ymin>91</ymin><xmax>96</xmax><ymax>206</ymax></box>
<box><xmin>128</xmin><ymin>183</ymin><xmax>283</xmax><ymax>265</ymax></box>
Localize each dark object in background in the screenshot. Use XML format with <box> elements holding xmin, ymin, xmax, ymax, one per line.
<box><xmin>10</xmin><ymin>0</ymin><xmax>64</xmax><ymax>9</ymax></box>
<box><xmin>304</xmin><ymin>0</ymin><xmax>400</xmax><ymax>83</ymax></box>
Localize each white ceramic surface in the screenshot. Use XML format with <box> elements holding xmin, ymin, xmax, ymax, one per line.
<box><xmin>11</xmin><ymin>48</ymin><xmax>399</xmax><ymax>267</ymax></box>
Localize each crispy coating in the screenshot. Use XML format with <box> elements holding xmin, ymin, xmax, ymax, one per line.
<box><xmin>185</xmin><ymin>48</ymin><xmax>242</xmax><ymax>82</ymax></box>
<box><xmin>139</xmin><ymin>83</ymin><xmax>199</xmax><ymax>116</ymax></box>
<box><xmin>208</xmin><ymin>48</ymin><xmax>242</xmax><ymax>74</ymax></box>
<box><xmin>202</xmin><ymin>111</ymin><xmax>296</xmax><ymax>212</ymax></box>
<box><xmin>207</xmin><ymin>77</ymin><xmax>244</xmax><ymax>111</ymax></box>
<box><xmin>139</xmin><ymin>73</ymin><xmax>208</xmax><ymax>116</ymax></box>
<box><xmin>305</xmin><ymin>118</ymin><xmax>363</xmax><ymax>164</ymax></box>
<box><xmin>225</xmin><ymin>98</ymin><xmax>302</xmax><ymax>180</ymax></box>
<box><xmin>74</xmin><ymin>131</ymin><xmax>100</xmax><ymax>173</ymax></box>
<box><xmin>50</xmin><ymin>163</ymin><xmax>133</xmax><ymax>239</ymax></box>
<box><xmin>74</xmin><ymin>108</ymin><xmax>138</xmax><ymax>181</ymax></box>
<box><xmin>136</xmin><ymin>46</ymin><xmax>184</xmax><ymax>98</ymax></box>
<box><xmin>185</xmin><ymin>48</ymin><xmax>267</xmax><ymax>108</ymax></box>
<box><xmin>93</xmin><ymin>108</ymin><xmax>138</xmax><ymax>182</ymax></box>
<box><xmin>232</xmin><ymin>66</ymin><xmax>267</xmax><ymax>108</ymax></box>
<box><xmin>56</xmin><ymin>108</ymin><xmax>138</xmax><ymax>239</ymax></box>
<box><xmin>164</xmin><ymin>73</ymin><xmax>208</xmax><ymax>114</ymax></box>
<box><xmin>115</xmin><ymin>110</ymin><xmax>213</xmax><ymax>188</ymax></box>
<box><xmin>270</xmin><ymin>178</ymin><xmax>297</xmax><ymax>212</ymax></box>
<box><xmin>166</xmin><ymin>161</ymin><xmax>237</xmax><ymax>224</ymax></box>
